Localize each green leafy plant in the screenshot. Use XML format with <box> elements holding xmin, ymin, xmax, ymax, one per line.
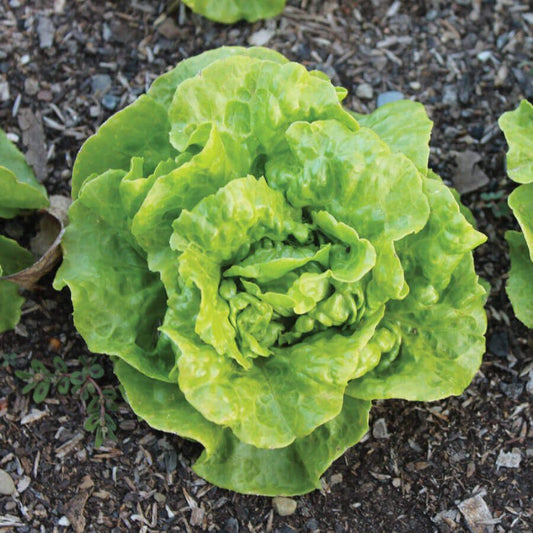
<box><xmin>498</xmin><ymin>100</ymin><xmax>533</xmax><ymax>328</ymax></box>
<box><xmin>54</xmin><ymin>46</ymin><xmax>487</xmax><ymax>495</ymax></box>
<box><xmin>1</xmin><ymin>352</ymin><xmax>17</xmax><ymax>369</ymax></box>
<box><xmin>0</xmin><ymin>128</ymin><xmax>49</xmax><ymax>333</ymax></box>
<box><xmin>181</xmin><ymin>0</ymin><xmax>286</xmax><ymax>23</ymax></box>
<box><xmin>15</xmin><ymin>356</ymin><xmax>119</xmax><ymax>447</ymax></box>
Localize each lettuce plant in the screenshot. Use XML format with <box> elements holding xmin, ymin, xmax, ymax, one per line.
<box><xmin>499</xmin><ymin>100</ymin><xmax>533</xmax><ymax>328</ymax></box>
<box><xmin>0</xmin><ymin>129</ymin><xmax>49</xmax><ymax>333</ymax></box>
<box><xmin>55</xmin><ymin>46</ymin><xmax>487</xmax><ymax>495</ymax></box>
<box><xmin>182</xmin><ymin>0</ymin><xmax>286</xmax><ymax>23</ymax></box>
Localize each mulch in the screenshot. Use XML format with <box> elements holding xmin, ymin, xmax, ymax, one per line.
<box><xmin>0</xmin><ymin>1</ymin><xmax>532</xmax><ymax>532</ymax></box>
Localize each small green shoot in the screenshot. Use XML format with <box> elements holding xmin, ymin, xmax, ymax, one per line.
<box><xmin>1</xmin><ymin>352</ymin><xmax>17</xmax><ymax>368</ymax></box>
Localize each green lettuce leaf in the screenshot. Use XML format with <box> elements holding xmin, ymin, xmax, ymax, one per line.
<box><xmin>0</xmin><ymin>129</ymin><xmax>48</xmax><ymax>218</ymax></box>
<box><xmin>0</xmin><ymin>236</ymin><xmax>34</xmax><ymax>333</ymax></box>
<box><xmin>506</xmin><ymin>231</ymin><xmax>533</xmax><ymax>328</ymax></box>
<box><xmin>498</xmin><ymin>100</ymin><xmax>533</xmax><ymax>184</ymax></box>
<box><xmin>499</xmin><ymin>100</ymin><xmax>533</xmax><ymax>327</ymax></box>
<box><xmin>115</xmin><ymin>358</ymin><xmax>371</xmax><ymax>496</ymax></box>
<box><xmin>182</xmin><ymin>0</ymin><xmax>286</xmax><ymax>23</ymax></box>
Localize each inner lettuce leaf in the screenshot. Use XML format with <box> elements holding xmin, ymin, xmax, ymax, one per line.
<box><xmin>498</xmin><ymin>100</ymin><xmax>533</xmax><ymax>327</ymax></box>
<box><xmin>182</xmin><ymin>0</ymin><xmax>286</xmax><ymax>23</ymax></box>
<box><xmin>55</xmin><ymin>48</ymin><xmax>487</xmax><ymax>495</ymax></box>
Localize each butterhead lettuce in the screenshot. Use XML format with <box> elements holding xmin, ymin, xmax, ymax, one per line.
<box><xmin>55</xmin><ymin>47</ymin><xmax>487</xmax><ymax>495</ymax></box>
<box><xmin>182</xmin><ymin>0</ymin><xmax>286</xmax><ymax>23</ymax></box>
<box><xmin>499</xmin><ymin>100</ymin><xmax>533</xmax><ymax>328</ymax></box>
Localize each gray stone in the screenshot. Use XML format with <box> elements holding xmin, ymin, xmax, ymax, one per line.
<box><xmin>356</xmin><ymin>83</ymin><xmax>373</xmax><ymax>100</ymax></box>
<box><xmin>372</xmin><ymin>418</ymin><xmax>390</xmax><ymax>439</ymax></box>
<box><xmin>91</xmin><ymin>74</ymin><xmax>112</xmax><ymax>95</ymax></box>
<box><xmin>37</xmin><ymin>17</ymin><xmax>55</xmax><ymax>48</ymax></box>
<box><xmin>377</xmin><ymin>90</ymin><xmax>404</xmax><ymax>107</ymax></box>
<box><xmin>102</xmin><ymin>94</ymin><xmax>120</xmax><ymax>110</ymax></box>
<box><xmin>0</xmin><ymin>469</ymin><xmax>16</xmax><ymax>495</ymax></box>
<box><xmin>273</xmin><ymin>496</ymin><xmax>297</xmax><ymax>516</ymax></box>
<box><xmin>442</xmin><ymin>84</ymin><xmax>458</xmax><ymax>105</ymax></box>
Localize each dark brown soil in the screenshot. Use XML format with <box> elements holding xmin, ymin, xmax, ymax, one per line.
<box><xmin>0</xmin><ymin>1</ymin><xmax>532</xmax><ymax>532</ymax></box>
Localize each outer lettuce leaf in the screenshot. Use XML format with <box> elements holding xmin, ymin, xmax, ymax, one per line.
<box><xmin>149</xmin><ymin>46</ymin><xmax>288</xmax><ymax>110</ymax></box>
<box><xmin>71</xmin><ymin>95</ymin><xmax>178</xmax><ymax>199</ymax></box>
<box><xmin>54</xmin><ymin>164</ymin><xmax>174</xmax><ymax>382</ymax></box>
<box><xmin>506</xmin><ymin>231</ymin><xmax>533</xmax><ymax>328</ymax></box>
<box><xmin>0</xmin><ymin>129</ymin><xmax>48</xmax><ymax>218</ymax></box>
<box><xmin>498</xmin><ymin>100</ymin><xmax>533</xmax><ymax>184</ymax></box>
<box><xmin>348</xmin><ymin>255</ymin><xmax>487</xmax><ymax>401</ymax></box>
<box><xmin>508</xmin><ymin>182</ymin><xmax>533</xmax><ymax>260</ymax></box>
<box><xmin>348</xmin><ymin>178</ymin><xmax>487</xmax><ymax>400</ymax></box>
<box><xmin>182</xmin><ymin>0</ymin><xmax>286</xmax><ymax>23</ymax></box>
<box><xmin>351</xmin><ymin>100</ymin><xmax>432</xmax><ymax>174</ymax></box>
<box><xmin>115</xmin><ymin>358</ymin><xmax>371</xmax><ymax>496</ymax></box>
<box><xmin>499</xmin><ymin>100</ymin><xmax>533</xmax><ymax>327</ymax></box>
<box><xmin>0</xmin><ymin>236</ymin><xmax>34</xmax><ymax>333</ymax></box>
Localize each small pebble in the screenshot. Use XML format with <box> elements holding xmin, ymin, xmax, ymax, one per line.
<box><xmin>355</xmin><ymin>82</ymin><xmax>373</xmax><ymax>100</ymax></box>
<box><xmin>0</xmin><ymin>469</ymin><xmax>16</xmax><ymax>496</ymax></box>
<box><xmin>272</xmin><ymin>496</ymin><xmax>297</xmax><ymax>516</ymax></box>
<box><xmin>306</xmin><ymin>518</ymin><xmax>319</xmax><ymax>531</ymax></box>
<box><xmin>329</xmin><ymin>473</ymin><xmax>343</xmax><ymax>486</ymax></box>
<box><xmin>36</xmin><ymin>16</ymin><xmax>55</xmax><ymax>48</ymax></box>
<box><xmin>442</xmin><ymin>84</ymin><xmax>458</xmax><ymax>105</ymax></box>
<box><xmin>477</xmin><ymin>50</ymin><xmax>492</xmax><ymax>62</ymax></box>
<box><xmin>24</xmin><ymin>77</ymin><xmax>39</xmax><ymax>95</ymax></box>
<box><xmin>224</xmin><ymin>517</ymin><xmax>239</xmax><ymax>533</ymax></box>
<box><xmin>58</xmin><ymin>516</ymin><xmax>71</xmax><ymax>527</ymax></box>
<box><xmin>373</xmin><ymin>418</ymin><xmax>389</xmax><ymax>439</ymax></box>
<box><xmin>377</xmin><ymin>91</ymin><xmax>403</xmax><ymax>107</ymax></box>
<box><xmin>248</xmin><ymin>29</ymin><xmax>275</xmax><ymax>47</ymax></box>
<box><xmin>102</xmin><ymin>94</ymin><xmax>120</xmax><ymax>110</ymax></box>
<box><xmin>91</xmin><ymin>74</ymin><xmax>112</xmax><ymax>94</ymax></box>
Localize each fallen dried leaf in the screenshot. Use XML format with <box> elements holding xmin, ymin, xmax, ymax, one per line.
<box><xmin>2</xmin><ymin>195</ymin><xmax>70</xmax><ymax>290</ymax></box>
<box><xmin>451</xmin><ymin>150</ymin><xmax>490</xmax><ymax>194</ymax></box>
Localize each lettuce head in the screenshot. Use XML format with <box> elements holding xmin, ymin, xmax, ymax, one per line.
<box><xmin>499</xmin><ymin>100</ymin><xmax>533</xmax><ymax>328</ymax></box>
<box><xmin>55</xmin><ymin>46</ymin><xmax>488</xmax><ymax>495</ymax></box>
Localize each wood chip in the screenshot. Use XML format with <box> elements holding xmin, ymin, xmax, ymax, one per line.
<box><xmin>458</xmin><ymin>494</ymin><xmax>495</xmax><ymax>533</ymax></box>
<box><xmin>55</xmin><ymin>432</ymin><xmax>84</xmax><ymax>459</ymax></box>
<box><xmin>17</xmin><ymin>107</ymin><xmax>48</xmax><ymax>183</ymax></box>
<box><xmin>65</xmin><ymin>489</ymin><xmax>92</xmax><ymax>533</ymax></box>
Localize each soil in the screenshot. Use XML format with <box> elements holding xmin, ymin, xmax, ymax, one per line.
<box><xmin>0</xmin><ymin>1</ymin><xmax>532</xmax><ymax>532</ymax></box>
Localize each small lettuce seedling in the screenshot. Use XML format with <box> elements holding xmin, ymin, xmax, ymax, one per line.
<box><xmin>499</xmin><ymin>100</ymin><xmax>533</xmax><ymax>328</ymax></box>
<box><xmin>182</xmin><ymin>0</ymin><xmax>286</xmax><ymax>23</ymax></box>
<box><xmin>0</xmin><ymin>129</ymin><xmax>49</xmax><ymax>333</ymax></box>
<box><xmin>55</xmin><ymin>47</ymin><xmax>488</xmax><ymax>495</ymax></box>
